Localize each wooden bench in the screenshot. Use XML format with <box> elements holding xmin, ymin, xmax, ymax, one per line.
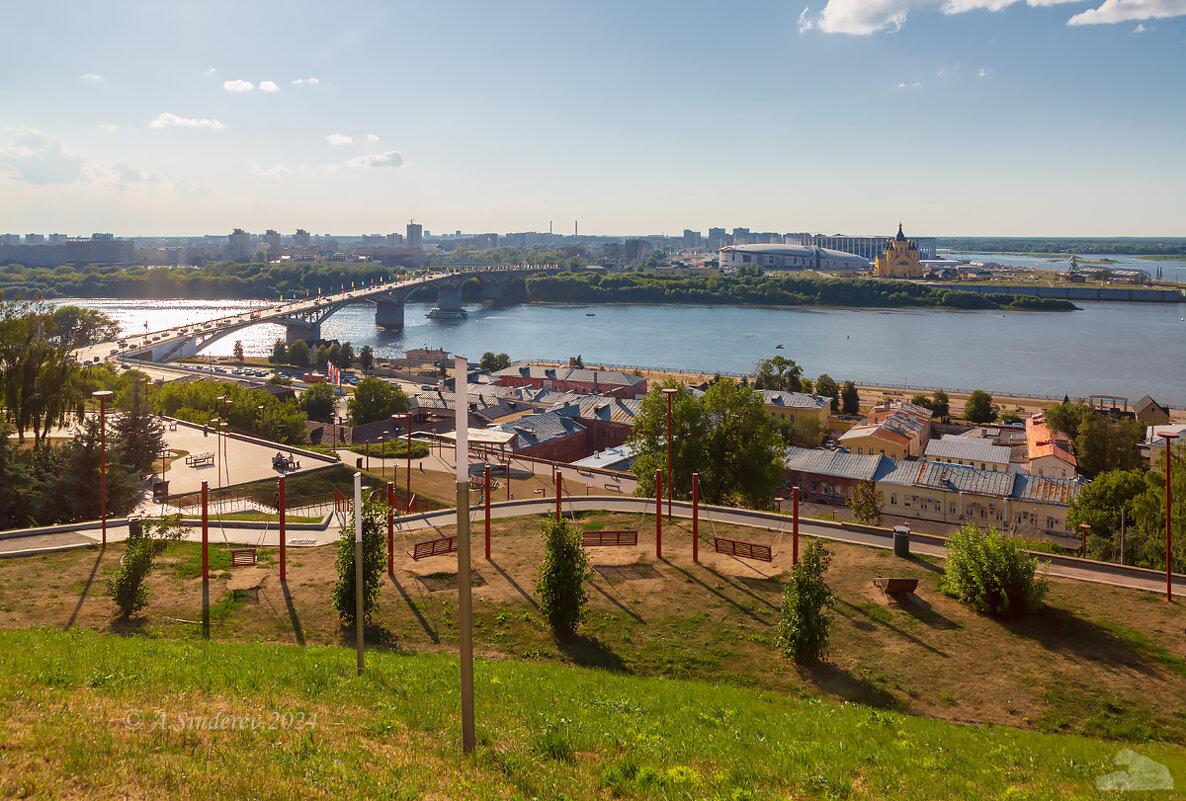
<box><xmin>229</xmin><ymin>548</ymin><xmax>257</xmax><ymax>567</ymax></box>
<box><xmin>873</xmin><ymin>577</ymin><xmax>919</xmax><ymax>603</ymax></box>
<box><xmin>713</xmin><ymin>537</ymin><xmax>773</xmax><ymax>563</ymax></box>
<box><xmin>581</xmin><ymin>529</ymin><xmax>638</xmax><ymax>547</ymax></box>
<box><xmin>408</xmin><ymin>536</ymin><xmax>458</xmax><ymax>561</ymax></box>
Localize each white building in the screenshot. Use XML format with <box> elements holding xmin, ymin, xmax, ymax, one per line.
<box><xmin>719</xmin><ymin>243</ymin><xmax>869</xmax><ymax>272</ymax></box>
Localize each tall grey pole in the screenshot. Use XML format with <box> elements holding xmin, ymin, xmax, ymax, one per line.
<box><xmin>455</xmin><ymin>355</ymin><xmax>475</xmax><ymax>753</ymax></box>
<box><xmin>354</xmin><ymin>472</ymin><xmax>364</xmax><ymax>675</ymax></box>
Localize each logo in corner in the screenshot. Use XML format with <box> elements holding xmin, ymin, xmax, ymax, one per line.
<box><xmin>1096</xmin><ymin>749</ymin><xmax>1173</xmax><ymax>792</ymax></box>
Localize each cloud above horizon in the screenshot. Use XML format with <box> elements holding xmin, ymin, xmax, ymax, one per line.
<box><xmin>149</xmin><ymin>113</ymin><xmax>226</xmax><ymax>130</ymax></box>
<box><xmin>224</xmin><ymin>79</ymin><xmax>255</xmax><ymax>92</ymax></box>
<box><xmin>0</xmin><ymin>127</ymin><xmax>85</xmax><ymax>185</ymax></box>
<box><xmin>799</xmin><ymin>0</ymin><xmax>1185</xmax><ymax>34</ymax></box>
<box><xmin>346</xmin><ymin>151</ymin><xmax>404</xmax><ymax>168</ymax></box>
<box><xmin>326</xmin><ymin>133</ymin><xmax>353</xmax><ymax>147</ymax></box>
<box><xmin>259</xmin><ymin>80</ymin><xmax>279</xmax><ymax>92</ymax></box>
<box><xmin>292</xmin><ymin>77</ymin><xmax>320</xmax><ymax>86</ymax></box>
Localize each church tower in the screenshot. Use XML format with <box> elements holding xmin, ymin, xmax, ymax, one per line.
<box><xmin>874</xmin><ymin>223</ymin><xmax>924</xmax><ymax>278</ymax></box>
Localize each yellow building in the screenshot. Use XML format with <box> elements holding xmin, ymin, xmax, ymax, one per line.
<box><xmin>873</xmin><ymin>223</ymin><xmax>924</xmax><ymax>278</ymax></box>
<box><xmin>760</xmin><ymin>390</ymin><xmax>831</xmax><ymax>443</ymax></box>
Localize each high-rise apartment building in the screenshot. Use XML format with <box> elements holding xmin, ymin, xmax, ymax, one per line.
<box><xmin>227</xmin><ymin>228</ymin><xmax>251</xmax><ymax>260</ymax></box>
<box><xmin>293</xmin><ymin>229</ymin><xmax>312</xmax><ymax>248</ymax></box>
<box><xmin>407</xmin><ymin>221</ymin><xmax>423</xmax><ymax>250</ymax></box>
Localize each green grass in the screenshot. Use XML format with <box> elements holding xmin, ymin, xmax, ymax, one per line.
<box><xmin>1</xmin><ymin>627</ymin><xmax>1182</xmax><ymax>800</ymax></box>
<box><xmin>211</xmin><ymin>512</ymin><xmax>324</xmax><ymax>524</ymax></box>
<box><xmin>1094</xmin><ymin>618</ymin><xmax>1186</xmax><ymax>679</ymax></box>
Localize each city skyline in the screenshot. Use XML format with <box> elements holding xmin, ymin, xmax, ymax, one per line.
<box><xmin>2</xmin><ymin>0</ymin><xmax>1185</xmax><ymax>237</ymax></box>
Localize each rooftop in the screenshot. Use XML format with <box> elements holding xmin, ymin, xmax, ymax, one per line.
<box><xmin>924</xmin><ymin>434</ymin><xmax>1012</xmax><ymax>465</ymax></box>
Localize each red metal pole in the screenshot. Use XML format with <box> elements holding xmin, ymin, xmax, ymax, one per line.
<box><xmin>484</xmin><ymin>465</ymin><xmax>491</xmax><ymax>560</ymax></box>
<box><xmin>555</xmin><ymin>470</ymin><xmax>562</xmax><ymax>522</ymax></box>
<box><xmin>99</xmin><ymin>396</ymin><xmax>107</xmax><ymax>546</ymax></box>
<box><xmin>666</xmin><ymin>391</ymin><xmax>673</xmax><ymax>521</ymax></box>
<box><xmin>201</xmin><ymin>480</ymin><xmax>209</xmax><ymax>582</ymax></box>
<box><xmin>387</xmin><ymin>481</ymin><xmax>395</xmax><ymax>576</ymax></box>
<box><xmin>655</xmin><ymin>469</ymin><xmax>662</xmax><ymax>558</ymax></box>
<box><xmin>792</xmin><ymin>486</ymin><xmax>800</xmax><ymax>566</ymax></box>
<box><xmin>278</xmin><ymin>476</ymin><xmax>286</xmax><ymax>581</ymax></box>
<box><xmin>406</xmin><ymin>414</ymin><xmax>412</xmax><ymax>514</ymax></box>
<box><xmin>504</xmin><ymin>463</ymin><xmax>511</xmax><ymax>502</ymax></box>
<box><xmin>1166</xmin><ymin>434</ymin><xmax>1177</xmax><ymax>602</ymax></box>
<box><xmin>692</xmin><ymin>472</ymin><xmax>699</xmax><ymax>564</ymax></box>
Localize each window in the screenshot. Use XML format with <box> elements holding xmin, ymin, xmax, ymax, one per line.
<box><xmin>890</xmin><ymin>494</ymin><xmax>897</xmax><ymax>505</ymax></box>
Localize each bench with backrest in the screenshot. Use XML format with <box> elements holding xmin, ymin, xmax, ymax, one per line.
<box><xmin>713</xmin><ymin>537</ymin><xmax>773</xmax><ymax>563</ymax></box>
<box><xmin>408</xmin><ymin>536</ymin><xmax>458</xmax><ymax>561</ymax></box>
<box><xmin>873</xmin><ymin>577</ymin><xmax>918</xmax><ymax>603</ymax></box>
<box><xmin>581</xmin><ymin>529</ymin><xmax>638</xmax><ymax>547</ymax></box>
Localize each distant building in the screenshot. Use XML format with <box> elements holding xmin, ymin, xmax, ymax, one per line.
<box><xmin>873</xmin><ymin>224</ymin><xmax>924</xmax><ymax>278</ymax></box>
<box><xmin>493</xmin><ymin>364</ymin><xmax>648</xmax><ymax>399</ymax></box>
<box><xmin>923</xmin><ymin>434</ymin><xmax>1011</xmax><ymax>472</ymax></box>
<box><xmin>1025</xmin><ymin>413</ymin><xmax>1077</xmax><ymax>478</ymax></box>
<box><xmin>227</xmin><ymin>228</ymin><xmax>251</xmax><ymax>260</ymax></box>
<box><xmin>791</xmin><ymin>232</ymin><xmax>938</xmax><ymax>261</ymax></box>
<box><xmin>759</xmin><ymin>390</ymin><xmax>832</xmax><ymax>435</ymax></box>
<box><xmin>488</xmin><ymin>410</ymin><xmax>589</xmax><ymax>462</ymax></box>
<box><xmin>838</xmin><ymin>401</ymin><xmax>932</xmax><ymax>459</ymax></box>
<box><xmin>718</xmin><ymin>243</ymin><xmax>869</xmax><ymax>272</ymax></box>
<box><xmin>407</xmin><ymin>222</ymin><xmax>423</xmax><ymax>250</ymax></box>
<box><xmin>25</xmin><ymin>233</ymin><xmax>44</xmax><ymax>244</ymax></box>
<box><xmin>263</xmin><ymin>229</ymin><xmax>281</xmax><ymax>257</ymax></box>
<box><xmin>1134</xmin><ymin>395</ymin><xmax>1170</xmax><ymax>426</ymax></box>
<box><xmin>293</xmin><ymin>229</ymin><xmax>312</xmax><ymax>248</ymax></box>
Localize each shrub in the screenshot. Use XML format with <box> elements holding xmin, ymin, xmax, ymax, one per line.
<box><xmin>776</xmin><ymin>539</ymin><xmax>835</xmax><ymax>663</ymax></box>
<box><xmin>331</xmin><ymin>496</ymin><xmax>386</xmax><ymax>624</ymax></box>
<box><xmin>940</xmin><ymin>525</ymin><xmax>1048</xmax><ymax>618</ymax></box>
<box><xmin>534</xmin><ymin>517</ymin><xmax>592</xmax><ymax>637</ymax></box>
<box><xmin>106</xmin><ymin>515</ymin><xmax>184</xmax><ymax>618</ymax></box>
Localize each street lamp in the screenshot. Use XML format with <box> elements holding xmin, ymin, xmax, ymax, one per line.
<box><xmin>393</xmin><ymin>413</ymin><xmax>412</xmax><ymax>512</ymax></box>
<box><xmin>92</xmin><ymin>390</ymin><xmax>114</xmax><ymax>546</ymax></box>
<box><xmin>378</xmin><ymin>433</ymin><xmax>387</xmax><ymax>475</ymax></box>
<box><xmin>661</xmin><ymin>388</ymin><xmax>678</xmax><ymax>520</ymax></box>
<box><xmin>1159</xmin><ymin>431</ymin><xmax>1179</xmax><ymax>602</ymax></box>
<box><xmin>257</xmin><ymin>404</ymin><xmax>265</xmax><ymax>436</ymax></box>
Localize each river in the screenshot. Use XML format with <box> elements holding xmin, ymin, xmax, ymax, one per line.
<box><xmin>60</xmin><ymin>297</ymin><xmax>1186</xmax><ymax>405</ymax></box>
<box><xmin>940</xmin><ymin>251</ymin><xmax>1186</xmax><ymax>283</ymax></box>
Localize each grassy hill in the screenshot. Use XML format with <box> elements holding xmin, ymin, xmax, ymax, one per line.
<box><xmin>1</xmin><ymin>627</ymin><xmax>1182</xmax><ymax>800</ymax></box>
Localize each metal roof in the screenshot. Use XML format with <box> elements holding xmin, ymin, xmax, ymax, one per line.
<box><xmin>914</xmin><ymin>462</ymin><xmax>1016</xmax><ymax>497</ymax></box>
<box><xmin>1011</xmin><ymin>474</ymin><xmax>1084</xmax><ymax>507</ymax></box>
<box><xmin>761</xmin><ymin>390</ymin><xmax>830</xmax><ymax>410</ymax></box>
<box><xmin>783</xmin><ymin>446</ymin><xmax>885</xmax><ymax>481</ymax></box>
<box><xmin>924</xmin><ymin>435</ymin><xmax>1012</xmax><ymax>465</ymax></box>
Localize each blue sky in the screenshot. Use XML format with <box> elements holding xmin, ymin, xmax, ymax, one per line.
<box><xmin>2</xmin><ymin>0</ymin><xmax>1184</xmax><ymax>237</ymax></box>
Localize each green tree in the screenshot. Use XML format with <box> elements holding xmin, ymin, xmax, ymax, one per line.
<box><xmin>1074</xmin><ymin>413</ymin><xmax>1143</xmax><ymax>479</ymax></box>
<box><xmin>287</xmin><ymin>339</ymin><xmax>310</xmax><ymax>368</ymax></box>
<box><xmin>110</xmin><ymin>379</ymin><xmax>165</xmax><ymax>475</ymax></box>
<box><xmin>931</xmin><ymin>390</ymin><xmax>950</xmax><ymax>420</ymax></box>
<box><xmin>315</xmin><ymin>344</ymin><xmax>330</xmax><ymax>371</ymax></box>
<box><xmin>331</xmin><ymin>497</ymin><xmax>386</xmax><ymax>624</ymax></box>
<box><xmin>752</xmin><ymin>355</ymin><xmax>803</xmax><ymax>392</ymax></box>
<box><xmin>1129</xmin><ymin>444</ymin><xmax>1185</xmax><ymax>572</ymax></box>
<box><xmin>269</xmin><ymin>339</ymin><xmax>288</xmax><ymax>365</ymax></box>
<box><xmin>48</xmin><ymin>305</ymin><xmax>120</xmax><ymax>347</ymax></box>
<box><xmin>1045</xmin><ymin>399</ymin><xmax>1091</xmax><ymax>440</ymax></box>
<box><xmin>232</xmin><ymin>340</ymin><xmax>244</xmax><ymax>362</ymax></box>
<box><xmin>626</xmin><ymin>381</ymin><xmax>707</xmax><ymax>502</ymax></box>
<box><xmin>940</xmin><ymin>525</ymin><xmax>1048</xmax><ymax>618</ymax></box>
<box><xmin>358</xmin><ymin>345</ymin><xmax>374</xmax><ymax>373</ymax></box>
<box><xmin>778</xmin><ymin>417</ymin><xmax>823</xmax><ymax>449</ymax></box>
<box><xmin>776</xmin><ymin>539</ymin><xmax>835</xmax><ymax>664</ymax></box>
<box><xmin>534</xmin><ymin>517</ymin><xmax>593</xmax><ymax>637</ymax></box>
<box><xmin>300</xmin><ymin>382</ymin><xmax>337</xmax><ymax>424</ymax></box>
<box><xmin>479</xmin><ymin>352</ymin><xmax>511</xmax><ymax>371</ymax></box>
<box><xmin>847</xmin><ymin>479</ymin><xmax>884</xmax><ymax>526</ymax></box>
<box><xmin>347</xmin><ymin>377</ymin><xmax>409</xmax><ymax>425</ymax></box>
<box><xmin>840</xmin><ymin>381</ymin><xmax>860</xmax><ymax>416</ymax></box>
<box><xmin>106</xmin><ymin>515</ymin><xmax>184</xmax><ymax>618</ymax></box>
<box><xmin>1068</xmin><ymin>468</ymin><xmax>1148</xmax><ymax>562</ymax></box>
<box><xmin>965</xmin><ymin>389</ymin><xmax>996</xmax><ymax>424</ymax></box>
<box><xmin>335</xmin><ymin>341</ymin><xmax>355</xmax><ymax>369</ymax></box>
<box><xmin>815</xmin><ymin>374</ymin><xmax>840</xmax><ymax>412</ymax></box>
<box><xmin>700</xmin><ymin>380</ymin><xmax>785</xmax><ymax>508</ymax></box>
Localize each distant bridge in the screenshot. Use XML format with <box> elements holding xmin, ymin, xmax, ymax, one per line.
<box><xmin>78</xmin><ymin>265</ymin><xmax>559</xmax><ymax>364</ymax></box>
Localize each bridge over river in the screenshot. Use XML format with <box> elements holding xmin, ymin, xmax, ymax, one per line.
<box><xmin>76</xmin><ymin>264</ymin><xmax>558</xmax><ymax>365</ymax></box>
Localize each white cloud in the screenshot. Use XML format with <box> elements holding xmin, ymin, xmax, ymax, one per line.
<box><xmin>251</xmin><ymin>161</ymin><xmax>293</xmax><ymax>178</ymax></box>
<box><xmin>111</xmin><ymin>160</ymin><xmax>162</xmax><ymax>183</ymax></box>
<box><xmin>149</xmin><ymin>113</ymin><xmax>226</xmax><ymax>130</ymax></box>
<box><xmin>98</xmin><ymin>123</ymin><xmax>120</xmax><ymax>132</ymax></box>
<box><xmin>366</xmin><ymin>133</ymin><xmax>380</xmax><ymax>143</ymax></box>
<box><xmin>0</xmin><ymin>127</ymin><xmax>85</xmax><ymax>185</ymax></box>
<box><xmin>326</xmin><ymin>133</ymin><xmax>354</xmax><ymax>146</ymax></box>
<box><xmin>798</xmin><ymin>6</ymin><xmax>815</xmax><ymax>31</ymax></box>
<box><xmin>805</xmin><ymin>0</ymin><xmax>1098</xmax><ymax>33</ymax></box>
<box><xmin>224</xmin><ymin>79</ymin><xmax>255</xmax><ymax>92</ymax></box>
<box><xmin>346</xmin><ymin>150</ymin><xmax>404</xmax><ymax>168</ymax></box>
<box><xmin>1069</xmin><ymin>0</ymin><xmax>1186</xmax><ymax>25</ymax></box>
<box><xmin>292</xmin><ymin>77</ymin><xmax>320</xmax><ymax>86</ymax></box>
<box><xmin>81</xmin><ymin>73</ymin><xmax>103</xmax><ymax>82</ymax></box>
<box><xmin>259</xmin><ymin>80</ymin><xmax>279</xmax><ymax>92</ymax></box>
<box><xmin>978</xmin><ymin>66</ymin><xmax>992</xmax><ymax>77</ymax></box>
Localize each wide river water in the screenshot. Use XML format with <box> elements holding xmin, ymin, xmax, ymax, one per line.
<box><xmin>62</xmin><ymin>297</ymin><xmax>1186</xmax><ymax>405</ymax></box>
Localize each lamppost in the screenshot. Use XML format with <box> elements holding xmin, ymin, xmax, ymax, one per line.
<box><xmin>393</xmin><ymin>413</ymin><xmax>412</xmax><ymax>512</ymax></box>
<box><xmin>257</xmin><ymin>404</ymin><xmax>265</xmax><ymax>436</ymax></box>
<box><xmin>378</xmin><ymin>433</ymin><xmax>386</xmax><ymax>475</ymax></box>
<box><xmin>1159</xmin><ymin>431</ymin><xmax>1179</xmax><ymax>602</ymax></box>
<box><xmin>92</xmin><ymin>390</ymin><xmax>114</xmax><ymax>547</ymax></box>
<box><xmin>661</xmin><ymin>388</ymin><xmax>677</xmax><ymax>520</ymax></box>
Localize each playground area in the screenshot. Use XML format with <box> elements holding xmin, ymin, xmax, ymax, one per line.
<box><xmin>4</xmin><ymin>501</ymin><xmax>1186</xmax><ymax>740</ymax></box>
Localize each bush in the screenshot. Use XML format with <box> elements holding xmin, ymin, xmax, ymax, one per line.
<box><xmin>776</xmin><ymin>539</ymin><xmax>835</xmax><ymax>663</ymax></box>
<box><xmin>534</xmin><ymin>517</ymin><xmax>592</xmax><ymax>637</ymax></box>
<box><xmin>106</xmin><ymin>515</ymin><xmax>184</xmax><ymax>618</ymax></box>
<box><xmin>348</xmin><ymin>440</ymin><xmax>430</xmax><ymax>460</ymax></box>
<box><xmin>331</xmin><ymin>496</ymin><xmax>386</xmax><ymax>624</ymax></box>
<box><xmin>940</xmin><ymin>525</ymin><xmax>1048</xmax><ymax>618</ymax></box>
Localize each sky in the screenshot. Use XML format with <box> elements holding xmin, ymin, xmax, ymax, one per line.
<box><xmin>2</xmin><ymin>0</ymin><xmax>1185</xmax><ymax>238</ymax></box>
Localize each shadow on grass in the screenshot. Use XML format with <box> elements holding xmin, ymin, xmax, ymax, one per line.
<box><xmin>108</xmin><ymin>617</ymin><xmax>149</xmax><ymax>636</ymax></box>
<box><xmin>700</xmin><ymin>563</ymin><xmax>781</xmax><ymax>613</ymax></box>
<box><xmin>557</xmin><ymin>633</ymin><xmax>630</xmax><ymax>674</ymax></box>
<box><xmin>902</xmin><ymin>554</ymin><xmax>944</xmax><ymax>574</ymax></box>
<box><xmin>338</xmin><ymin>621</ymin><xmax>402</xmax><ymax>651</ymax></box>
<box><xmin>387</xmin><ymin>572</ymin><xmax>439</xmax><ymax>644</ymax></box>
<box><xmin>897</xmin><ymin>595</ymin><xmax>961</xmax><ymax>631</ymax></box>
<box><xmin>588</xmin><ymin>579</ymin><xmax>645</xmax><ymax>624</ymax></box>
<box><xmin>65</xmin><ymin>547</ymin><xmax>106</xmax><ymax>630</ymax></box>
<box><xmin>657</xmin><ymin>558</ymin><xmax>769</xmax><ymax>625</ymax></box>
<box><xmin>837</xmin><ymin>599</ymin><xmax>948</xmax><ymax>658</ymax></box>
<box><xmin>487</xmin><ymin>558</ymin><xmax>540</xmax><ymax>611</ymax></box>
<box><xmin>1002</xmin><ymin>606</ymin><xmax>1157</xmax><ymax>675</ymax></box>
<box><xmin>806</xmin><ymin>662</ymin><xmax>905</xmax><ymax>711</ymax></box>
<box><xmin>280</xmin><ymin>579</ymin><xmax>305</xmax><ymax>646</ymax></box>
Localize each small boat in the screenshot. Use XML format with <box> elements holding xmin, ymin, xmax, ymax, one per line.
<box><xmin>775</xmin><ymin>343</ymin><xmax>784</xmax><ymax>349</ymax></box>
<box><xmin>586</xmin><ymin>312</ymin><xmax>596</xmax><ymax>317</ymax></box>
<box><xmin>426</xmin><ymin>307</ymin><xmax>468</xmax><ymax>320</ymax></box>
<box><xmin>997</xmin><ymin>314</ymin><xmax>1006</xmax><ymax>317</ymax></box>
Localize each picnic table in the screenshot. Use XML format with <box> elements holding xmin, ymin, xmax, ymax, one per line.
<box><xmin>185</xmin><ymin>451</ymin><xmax>214</xmax><ymax>467</ymax></box>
